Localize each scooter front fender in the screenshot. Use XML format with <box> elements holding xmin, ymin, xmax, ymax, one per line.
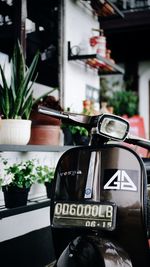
<box><xmin>56</xmin><ymin>235</ymin><xmax>132</xmax><ymax>267</ymax></box>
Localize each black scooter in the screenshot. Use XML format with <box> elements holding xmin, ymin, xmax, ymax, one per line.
<box><xmin>38</xmin><ymin>106</ymin><xmax>150</xmax><ymax>267</ymax></box>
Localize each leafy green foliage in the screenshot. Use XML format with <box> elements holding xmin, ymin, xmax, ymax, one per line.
<box><xmin>36</xmin><ymin>166</ymin><xmax>55</xmax><ymax>184</ymax></box>
<box><xmin>0</xmin><ymin>159</ymin><xmax>37</xmax><ymax>188</ymax></box>
<box><xmin>0</xmin><ymin>40</ymin><xmax>39</xmax><ymax>119</ymax></box>
<box><xmin>68</xmin><ymin>125</ymin><xmax>89</xmax><ymax>137</ymax></box>
<box><xmin>108</xmin><ymin>90</ymin><xmax>138</xmax><ymax>117</ymax></box>
<box><xmin>0</xmin><ymin>157</ymin><xmax>55</xmax><ymax>189</ymax></box>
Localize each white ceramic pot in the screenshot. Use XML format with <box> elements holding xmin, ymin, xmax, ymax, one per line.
<box><xmin>0</xmin><ymin>119</ymin><xmax>31</xmax><ymax>145</ymax></box>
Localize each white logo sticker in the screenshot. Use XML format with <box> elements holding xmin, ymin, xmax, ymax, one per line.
<box><xmin>104</xmin><ymin>170</ymin><xmax>137</xmax><ymax>191</ymax></box>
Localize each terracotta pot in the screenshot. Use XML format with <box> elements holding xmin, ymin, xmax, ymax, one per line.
<box><xmin>30</xmin><ymin>110</ymin><xmax>61</xmax><ymax>126</ymax></box>
<box><xmin>28</xmin><ymin>125</ymin><xmax>61</xmax><ymax>145</ymax></box>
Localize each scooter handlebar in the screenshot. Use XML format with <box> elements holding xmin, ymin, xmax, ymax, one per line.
<box><xmin>126</xmin><ymin>134</ymin><xmax>150</xmax><ymax>150</ymax></box>
<box><xmin>38</xmin><ymin>106</ymin><xmax>69</xmax><ymax>120</ymax></box>
<box><xmin>38</xmin><ymin>105</ymin><xmax>97</xmax><ymax>128</ymax></box>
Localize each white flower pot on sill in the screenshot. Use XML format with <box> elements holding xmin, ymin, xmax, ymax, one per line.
<box><xmin>0</xmin><ymin>119</ymin><xmax>31</xmax><ymax>145</ymax></box>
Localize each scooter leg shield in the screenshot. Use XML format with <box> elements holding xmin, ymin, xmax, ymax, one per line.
<box><xmin>55</xmin><ymin>236</ymin><xmax>133</xmax><ymax>267</ymax></box>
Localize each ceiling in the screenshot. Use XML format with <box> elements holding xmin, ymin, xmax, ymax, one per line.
<box><xmin>100</xmin><ymin>9</ymin><xmax>150</xmax><ymax>62</ymax></box>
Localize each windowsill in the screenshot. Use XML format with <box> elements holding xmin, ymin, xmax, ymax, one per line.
<box><xmin>0</xmin><ymin>195</ymin><xmax>50</xmax><ymax>219</ymax></box>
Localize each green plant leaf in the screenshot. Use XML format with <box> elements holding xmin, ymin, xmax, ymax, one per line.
<box><xmin>12</xmin><ymin>51</ymin><xmax>39</xmax><ymax>118</ymax></box>
<box><xmin>21</xmin><ymin>94</ymin><xmax>33</xmax><ymax>119</ymax></box>
<box><xmin>0</xmin><ymin>65</ymin><xmax>10</xmax><ymax>118</ymax></box>
<box><xmin>11</xmin><ymin>40</ymin><xmax>26</xmax><ymax>95</ymax></box>
<box><xmin>68</xmin><ymin>125</ymin><xmax>89</xmax><ymax>136</ymax></box>
<box><xmin>36</xmin><ymin>165</ymin><xmax>55</xmax><ymax>184</ymax></box>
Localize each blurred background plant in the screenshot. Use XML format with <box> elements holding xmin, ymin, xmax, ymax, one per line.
<box><xmin>108</xmin><ymin>90</ymin><xmax>138</xmax><ymax>117</ymax></box>
<box><xmin>100</xmin><ymin>77</ymin><xmax>138</xmax><ymax>117</ymax></box>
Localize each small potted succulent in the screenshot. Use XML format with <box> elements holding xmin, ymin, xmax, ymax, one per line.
<box><xmin>0</xmin><ymin>158</ymin><xmax>37</xmax><ymax>208</ymax></box>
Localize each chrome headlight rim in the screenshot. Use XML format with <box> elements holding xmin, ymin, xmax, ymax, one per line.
<box><xmin>97</xmin><ymin>114</ymin><xmax>130</xmax><ymax>141</ymax></box>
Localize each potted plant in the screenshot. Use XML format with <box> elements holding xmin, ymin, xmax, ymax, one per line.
<box><xmin>36</xmin><ymin>165</ymin><xmax>55</xmax><ymax>198</ymax></box>
<box><xmin>29</xmin><ymin>95</ymin><xmax>63</xmax><ymax>145</ymax></box>
<box><xmin>62</xmin><ymin>124</ymin><xmax>90</xmax><ymax>145</ymax></box>
<box><xmin>0</xmin><ymin>158</ymin><xmax>37</xmax><ymax>208</ymax></box>
<box><xmin>0</xmin><ymin>40</ymin><xmax>53</xmax><ymax>145</ymax></box>
<box><xmin>69</xmin><ymin>125</ymin><xmax>90</xmax><ymax>145</ymax></box>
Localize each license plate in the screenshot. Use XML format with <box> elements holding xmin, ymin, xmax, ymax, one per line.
<box><xmin>52</xmin><ymin>202</ymin><xmax>116</xmax><ymax>230</ymax></box>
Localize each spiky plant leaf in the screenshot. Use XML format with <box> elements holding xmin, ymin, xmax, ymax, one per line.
<box><xmin>12</xmin><ymin>51</ymin><xmax>39</xmax><ymax>118</ymax></box>
<box><xmin>0</xmin><ymin>65</ymin><xmax>10</xmax><ymax>118</ymax></box>
<box><xmin>11</xmin><ymin>40</ymin><xmax>25</xmax><ymax>95</ymax></box>
<box><xmin>20</xmin><ymin>93</ymin><xmax>33</xmax><ymax>119</ymax></box>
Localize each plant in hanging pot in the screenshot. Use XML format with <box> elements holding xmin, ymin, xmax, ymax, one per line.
<box><xmin>0</xmin><ymin>158</ymin><xmax>37</xmax><ymax>208</ymax></box>
<box><xmin>0</xmin><ymin>40</ymin><xmax>53</xmax><ymax>145</ymax></box>
<box><xmin>35</xmin><ymin>165</ymin><xmax>55</xmax><ymax>198</ymax></box>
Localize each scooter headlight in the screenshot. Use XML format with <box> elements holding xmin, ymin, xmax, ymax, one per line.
<box><xmin>98</xmin><ymin>114</ymin><xmax>129</xmax><ymax>141</ymax></box>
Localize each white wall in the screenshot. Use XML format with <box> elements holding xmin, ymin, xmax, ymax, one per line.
<box><xmin>32</xmin><ymin>82</ymin><xmax>59</xmax><ymax>100</ymax></box>
<box><xmin>139</xmin><ymin>61</ymin><xmax>150</xmax><ymax>138</ymax></box>
<box><xmin>63</xmin><ymin>0</ymin><xmax>100</xmax><ymax>112</ymax></box>
<box><xmin>0</xmin><ymin>207</ymin><xmax>50</xmax><ymax>242</ymax></box>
